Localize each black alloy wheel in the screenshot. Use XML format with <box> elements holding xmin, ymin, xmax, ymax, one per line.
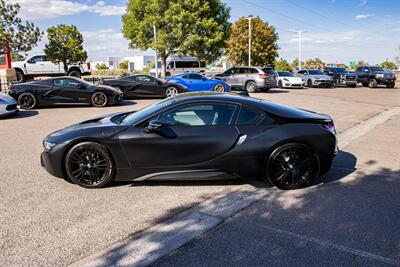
<box><xmin>17</xmin><ymin>92</ymin><xmax>37</xmax><ymax>109</ymax></box>
<box><xmin>266</xmin><ymin>143</ymin><xmax>319</xmax><ymax>190</ymax></box>
<box><xmin>65</xmin><ymin>142</ymin><xmax>114</xmax><ymax>188</ymax></box>
<box><xmin>91</xmin><ymin>92</ymin><xmax>108</xmax><ymax>107</ymax></box>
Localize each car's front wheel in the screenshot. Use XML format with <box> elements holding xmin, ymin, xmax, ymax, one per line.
<box><xmin>17</xmin><ymin>92</ymin><xmax>37</xmax><ymax>109</ymax></box>
<box><xmin>368</xmin><ymin>79</ymin><xmax>377</xmax><ymax>88</ymax></box>
<box><xmin>213</xmin><ymin>84</ymin><xmax>225</xmax><ymax>92</ymax></box>
<box><xmin>91</xmin><ymin>92</ymin><xmax>108</xmax><ymax>107</ymax></box>
<box><xmin>387</xmin><ymin>82</ymin><xmax>395</xmax><ymax>88</ymax></box>
<box><xmin>65</xmin><ymin>142</ymin><xmax>114</xmax><ymax>188</ymax></box>
<box><xmin>307</xmin><ymin>79</ymin><xmax>313</xmax><ymax>88</ymax></box>
<box><xmin>245</xmin><ymin>81</ymin><xmax>257</xmax><ymax>93</ymax></box>
<box><xmin>165</xmin><ymin>86</ymin><xmax>179</xmax><ymax>98</ymax></box>
<box><xmin>266</xmin><ymin>143</ymin><xmax>319</xmax><ymax>190</ymax></box>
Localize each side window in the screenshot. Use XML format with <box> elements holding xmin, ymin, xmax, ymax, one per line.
<box><xmin>250</xmin><ymin>68</ymin><xmax>259</xmax><ymax>74</ymax></box>
<box><xmin>188</xmin><ymin>73</ymin><xmax>203</xmax><ymax>80</ymax></box>
<box><xmin>53</xmin><ymin>78</ymin><xmax>81</xmax><ymax>87</ymax></box>
<box><xmin>237</xmin><ymin>106</ymin><xmax>264</xmax><ymax>125</ymax></box>
<box><xmin>239</xmin><ymin>68</ymin><xmax>248</xmax><ymax>74</ymax></box>
<box><xmin>262</xmin><ymin>68</ymin><xmax>274</xmax><ymax>75</ymax></box>
<box><xmin>298</xmin><ymin>70</ymin><xmax>305</xmax><ymax>75</ymax></box>
<box><xmin>158</xmin><ymin>103</ymin><xmax>237</xmax><ymax>126</ymax></box>
<box><xmin>42</xmin><ymin>55</ymin><xmax>49</xmax><ymax>61</ymax></box>
<box><xmin>29</xmin><ymin>56</ymin><xmax>44</xmax><ymax>63</ymax></box>
<box><xmin>135</xmin><ymin>75</ymin><xmax>153</xmax><ymax>83</ymax></box>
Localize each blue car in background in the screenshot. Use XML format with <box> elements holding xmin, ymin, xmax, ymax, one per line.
<box><xmin>167</xmin><ymin>72</ymin><xmax>230</xmax><ymax>93</ymax></box>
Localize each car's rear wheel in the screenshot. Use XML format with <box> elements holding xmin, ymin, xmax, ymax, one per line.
<box><xmin>214</xmin><ymin>84</ymin><xmax>225</xmax><ymax>92</ymax></box>
<box><xmin>91</xmin><ymin>92</ymin><xmax>108</xmax><ymax>107</ymax></box>
<box><xmin>165</xmin><ymin>86</ymin><xmax>179</xmax><ymax>98</ymax></box>
<box><xmin>368</xmin><ymin>79</ymin><xmax>377</xmax><ymax>88</ymax></box>
<box><xmin>65</xmin><ymin>142</ymin><xmax>114</xmax><ymax>188</ymax></box>
<box><xmin>266</xmin><ymin>143</ymin><xmax>319</xmax><ymax>190</ymax></box>
<box><xmin>245</xmin><ymin>81</ymin><xmax>257</xmax><ymax>93</ymax></box>
<box><xmin>68</xmin><ymin>70</ymin><xmax>81</xmax><ymax>78</ymax></box>
<box><xmin>17</xmin><ymin>92</ymin><xmax>37</xmax><ymax>109</ymax></box>
<box><xmin>15</xmin><ymin>70</ymin><xmax>26</xmax><ymax>83</ymax></box>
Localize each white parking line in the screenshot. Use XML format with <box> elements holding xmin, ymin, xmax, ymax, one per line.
<box><xmin>71</xmin><ymin>107</ymin><xmax>400</xmax><ymax>267</ymax></box>
<box><xmin>256</xmin><ymin>223</ymin><xmax>399</xmax><ymax>266</ymax></box>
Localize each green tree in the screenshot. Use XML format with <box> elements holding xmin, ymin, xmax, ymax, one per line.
<box><xmin>44</xmin><ymin>24</ymin><xmax>87</xmax><ymax>73</ymax></box>
<box><xmin>95</xmin><ymin>63</ymin><xmax>108</xmax><ymax>70</ymax></box>
<box><xmin>274</xmin><ymin>58</ymin><xmax>292</xmax><ymax>71</ymax></box>
<box><xmin>11</xmin><ymin>52</ymin><xmax>26</xmax><ymax>61</ymax></box>
<box><xmin>119</xmin><ymin>60</ymin><xmax>129</xmax><ymax>70</ymax></box>
<box><xmin>0</xmin><ymin>0</ymin><xmax>42</xmax><ymax>55</ymax></box>
<box><xmin>303</xmin><ymin>58</ymin><xmax>324</xmax><ymax>69</ymax></box>
<box><xmin>122</xmin><ymin>0</ymin><xmax>230</xmax><ymax>78</ymax></box>
<box><xmin>379</xmin><ymin>61</ymin><xmax>397</xmax><ymax>70</ymax></box>
<box><xmin>291</xmin><ymin>58</ymin><xmax>302</xmax><ymax>70</ymax></box>
<box><xmin>225</xmin><ymin>17</ymin><xmax>278</xmax><ymax>66</ymax></box>
<box><xmin>355</xmin><ymin>60</ymin><xmax>368</xmax><ymax>69</ymax></box>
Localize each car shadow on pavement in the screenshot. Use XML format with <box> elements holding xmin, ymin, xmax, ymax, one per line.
<box><xmin>265</xmin><ymin>89</ymin><xmax>290</xmax><ymax>94</ymax></box>
<box><xmin>0</xmin><ymin>110</ymin><xmax>38</xmax><ymax>120</ymax></box>
<box><xmin>87</xmin><ymin>163</ymin><xmax>400</xmax><ymax>267</ymax></box>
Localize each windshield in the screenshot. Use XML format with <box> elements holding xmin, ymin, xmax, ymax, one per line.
<box><xmin>333</xmin><ymin>68</ymin><xmax>348</xmax><ymax>73</ymax></box>
<box><xmin>308</xmin><ymin>70</ymin><xmax>323</xmax><ymax>75</ymax></box>
<box><xmin>370</xmin><ymin>67</ymin><xmax>385</xmax><ymax>72</ymax></box>
<box><xmin>278</xmin><ymin>71</ymin><xmax>294</xmax><ymax>77</ymax></box>
<box><xmin>121</xmin><ymin>98</ymin><xmax>176</xmax><ymax>125</ymax></box>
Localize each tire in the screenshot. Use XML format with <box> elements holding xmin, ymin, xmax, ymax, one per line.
<box><xmin>387</xmin><ymin>82</ymin><xmax>395</xmax><ymax>88</ymax></box>
<box><xmin>164</xmin><ymin>86</ymin><xmax>179</xmax><ymax>98</ymax></box>
<box><xmin>213</xmin><ymin>84</ymin><xmax>225</xmax><ymax>93</ymax></box>
<box><xmin>65</xmin><ymin>142</ymin><xmax>114</xmax><ymax>188</ymax></box>
<box><xmin>362</xmin><ymin>83</ymin><xmax>368</xmax><ymax>87</ymax></box>
<box><xmin>307</xmin><ymin>79</ymin><xmax>313</xmax><ymax>88</ymax></box>
<box><xmin>91</xmin><ymin>92</ymin><xmax>108</xmax><ymax>107</ymax></box>
<box><xmin>278</xmin><ymin>80</ymin><xmax>283</xmax><ymax>88</ymax></box>
<box><xmin>332</xmin><ymin>79</ymin><xmax>338</xmax><ymax>88</ymax></box>
<box><xmin>15</xmin><ymin>70</ymin><xmax>26</xmax><ymax>83</ymax></box>
<box><xmin>68</xmin><ymin>70</ymin><xmax>81</xmax><ymax>78</ymax></box>
<box><xmin>368</xmin><ymin>79</ymin><xmax>377</xmax><ymax>88</ymax></box>
<box><xmin>266</xmin><ymin>143</ymin><xmax>319</xmax><ymax>190</ymax></box>
<box><xmin>17</xmin><ymin>92</ymin><xmax>37</xmax><ymax>109</ymax></box>
<box><xmin>245</xmin><ymin>81</ymin><xmax>257</xmax><ymax>93</ymax></box>
<box><xmin>349</xmin><ymin>84</ymin><xmax>357</xmax><ymax>88</ymax></box>
<box><xmin>260</xmin><ymin>87</ymin><xmax>270</xmax><ymax>92</ymax></box>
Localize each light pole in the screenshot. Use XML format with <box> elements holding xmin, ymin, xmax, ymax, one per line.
<box><xmin>247</xmin><ymin>16</ymin><xmax>253</xmax><ymax>66</ymax></box>
<box><xmin>292</xmin><ymin>30</ymin><xmax>307</xmax><ymax>70</ymax></box>
<box><xmin>153</xmin><ymin>25</ymin><xmax>158</xmax><ymax>79</ymax></box>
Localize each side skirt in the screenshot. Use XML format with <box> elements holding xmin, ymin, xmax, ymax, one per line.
<box><xmin>132</xmin><ymin>169</ymin><xmax>238</xmax><ymax>181</ymax></box>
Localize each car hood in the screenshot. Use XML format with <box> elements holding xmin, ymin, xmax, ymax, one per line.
<box><xmin>45</xmin><ymin>112</ymin><xmax>130</xmax><ymax>143</ymax></box>
<box><xmin>0</xmin><ymin>93</ymin><xmax>17</xmax><ymax>104</ymax></box>
<box><xmin>310</xmin><ymin>75</ymin><xmax>331</xmax><ymax>79</ymax></box>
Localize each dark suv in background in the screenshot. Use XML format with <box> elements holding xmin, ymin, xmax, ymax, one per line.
<box><xmin>355</xmin><ymin>66</ymin><xmax>396</xmax><ymax>88</ymax></box>
<box><xmin>322</xmin><ymin>67</ymin><xmax>357</xmax><ymax>87</ymax></box>
<box><xmin>214</xmin><ymin>66</ymin><xmax>277</xmax><ymax>93</ymax></box>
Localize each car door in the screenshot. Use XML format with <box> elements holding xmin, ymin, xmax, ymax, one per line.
<box><xmin>42</xmin><ymin>55</ymin><xmax>60</xmax><ymax>74</ymax></box>
<box><xmin>44</xmin><ymin>78</ymin><xmax>89</xmax><ymax>104</ymax></box>
<box><xmin>25</xmin><ymin>55</ymin><xmax>47</xmax><ymax>74</ymax></box>
<box><xmin>118</xmin><ymin>102</ymin><xmax>240</xmax><ymax>167</ymax></box>
<box><xmin>185</xmin><ymin>73</ymin><xmax>209</xmax><ymax>91</ymax></box>
<box><xmin>356</xmin><ymin>67</ymin><xmax>369</xmax><ymax>83</ymax></box>
<box><xmin>130</xmin><ymin>75</ymin><xmax>164</xmax><ymax>97</ymax></box>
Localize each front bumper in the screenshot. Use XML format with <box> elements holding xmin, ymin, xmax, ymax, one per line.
<box><xmin>40</xmin><ymin>145</ymin><xmax>65</xmax><ymax>178</ymax></box>
<box><xmin>376</xmin><ymin>77</ymin><xmax>396</xmax><ymax>84</ymax></box>
<box><xmin>313</xmin><ymin>80</ymin><xmax>333</xmax><ymax>87</ymax></box>
<box><xmin>283</xmin><ymin>82</ymin><xmax>305</xmax><ymax>88</ymax></box>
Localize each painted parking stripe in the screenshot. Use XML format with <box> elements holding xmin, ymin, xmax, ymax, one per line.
<box><xmin>71</xmin><ymin>107</ymin><xmax>400</xmax><ymax>267</ymax></box>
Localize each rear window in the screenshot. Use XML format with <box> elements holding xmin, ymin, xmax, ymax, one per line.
<box><xmin>238</xmin><ymin>106</ymin><xmax>264</xmax><ymax>125</ymax></box>
<box><xmin>262</xmin><ymin>68</ymin><xmax>275</xmax><ymax>75</ymax></box>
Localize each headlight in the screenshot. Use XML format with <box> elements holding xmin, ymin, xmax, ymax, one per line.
<box><xmin>43</xmin><ymin>141</ymin><xmax>56</xmax><ymax>151</ymax></box>
<box><xmin>375</xmin><ymin>74</ymin><xmax>384</xmax><ymax>78</ymax></box>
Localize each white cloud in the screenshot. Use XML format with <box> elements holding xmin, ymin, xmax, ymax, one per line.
<box><xmin>11</xmin><ymin>0</ymin><xmax>125</xmax><ymax>20</ymax></box>
<box><xmin>359</xmin><ymin>0</ymin><xmax>368</xmax><ymax>7</ymax></box>
<box><xmin>355</xmin><ymin>13</ymin><xmax>375</xmax><ymax>20</ymax></box>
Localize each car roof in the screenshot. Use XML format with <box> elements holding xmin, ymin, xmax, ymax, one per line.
<box><xmin>171</xmin><ymin>92</ymin><xmax>329</xmax><ymax>120</ymax></box>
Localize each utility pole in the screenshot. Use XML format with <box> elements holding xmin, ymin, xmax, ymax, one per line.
<box><xmin>247</xmin><ymin>16</ymin><xmax>253</xmax><ymax>66</ymax></box>
<box><xmin>292</xmin><ymin>30</ymin><xmax>307</xmax><ymax>70</ymax></box>
<box><xmin>153</xmin><ymin>25</ymin><xmax>158</xmax><ymax>79</ymax></box>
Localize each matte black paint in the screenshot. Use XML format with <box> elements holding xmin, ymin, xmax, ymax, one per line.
<box><xmin>41</xmin><ymin>92</ymin><xmax>337</xmax><ymax>183</ymax></box>
<box><xmin>9</xmin><ymin>77</ymin><xmax>124</xmax><ymax>107</ymax></box>
<box><xmin>101</xmin><ymin>74</ymin><xmax>188</xmax><ymax>98</ymax></box>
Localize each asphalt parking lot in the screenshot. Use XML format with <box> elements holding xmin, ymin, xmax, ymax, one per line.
<box><xmin>1</xmin><ymin>86</ymin><xmax>400</xmax><ymax>266</ymax></box>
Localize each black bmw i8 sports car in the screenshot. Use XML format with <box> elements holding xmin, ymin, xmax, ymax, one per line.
<box><xmin>9</xmin><ymin>77</ymin><xmax>124</xmax><ymax>109</ymax></box>
<box><xmin>41</xmin><ymin>92</ymin><xmax>337</xmax><ymax>190</ymax></box>
<box><xmin>100</xmin><ymin>74</ymin><xmax>188</xmax><ymax>99</ymax></box>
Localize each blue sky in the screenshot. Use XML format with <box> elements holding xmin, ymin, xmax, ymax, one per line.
<box><xmin>14</xmin><ymin>0</ymin><xmax>400</xmax><ymax>64</ymax></box>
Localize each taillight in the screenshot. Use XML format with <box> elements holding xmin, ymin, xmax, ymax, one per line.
<box><xmin>322</xmin><ymin>120</ymin><xmax>336</xmax><ymax>135</ymax></box>
<box><xmin>259</xmin><ymin>73</ymin><xmax>270</xmax><ymax>77</ymax></box>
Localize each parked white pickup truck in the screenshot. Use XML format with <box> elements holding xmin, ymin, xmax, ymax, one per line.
<box><xmin>12</xmin><ymin>54</ymin><xmax>91</xmax><ymax>82</ymax></box>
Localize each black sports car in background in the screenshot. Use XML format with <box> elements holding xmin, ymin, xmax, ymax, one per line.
<box><xmin>100</xmin><ymin>74</ymin><xmax>188</xmax><ymax>99</ymax></box>
<box><xmin>41</xmin><ymin>92</ymin><xmax>337</xmax><ymax>190</ymax></box>
<box><xmin>9</xmin><ymin>77</ymin><xmax>124</xmax><ymax>109</ymax></box>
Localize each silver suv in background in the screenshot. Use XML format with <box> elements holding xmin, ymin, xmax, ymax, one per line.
<box><xmin>214</xmin><ymin>66</ymin><xmax>277</xmax><ymax>92</ymax></box>
<box><xmin>296</xmin><ymin>69</ymin><xmax>333</xmax><ymax>88</ymax></box>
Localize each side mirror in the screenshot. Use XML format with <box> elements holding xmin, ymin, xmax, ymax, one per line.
<box><xmin>145</xmin><ymin>120</ymin><xmax>165</xmax><ymax>133</ymax></box>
